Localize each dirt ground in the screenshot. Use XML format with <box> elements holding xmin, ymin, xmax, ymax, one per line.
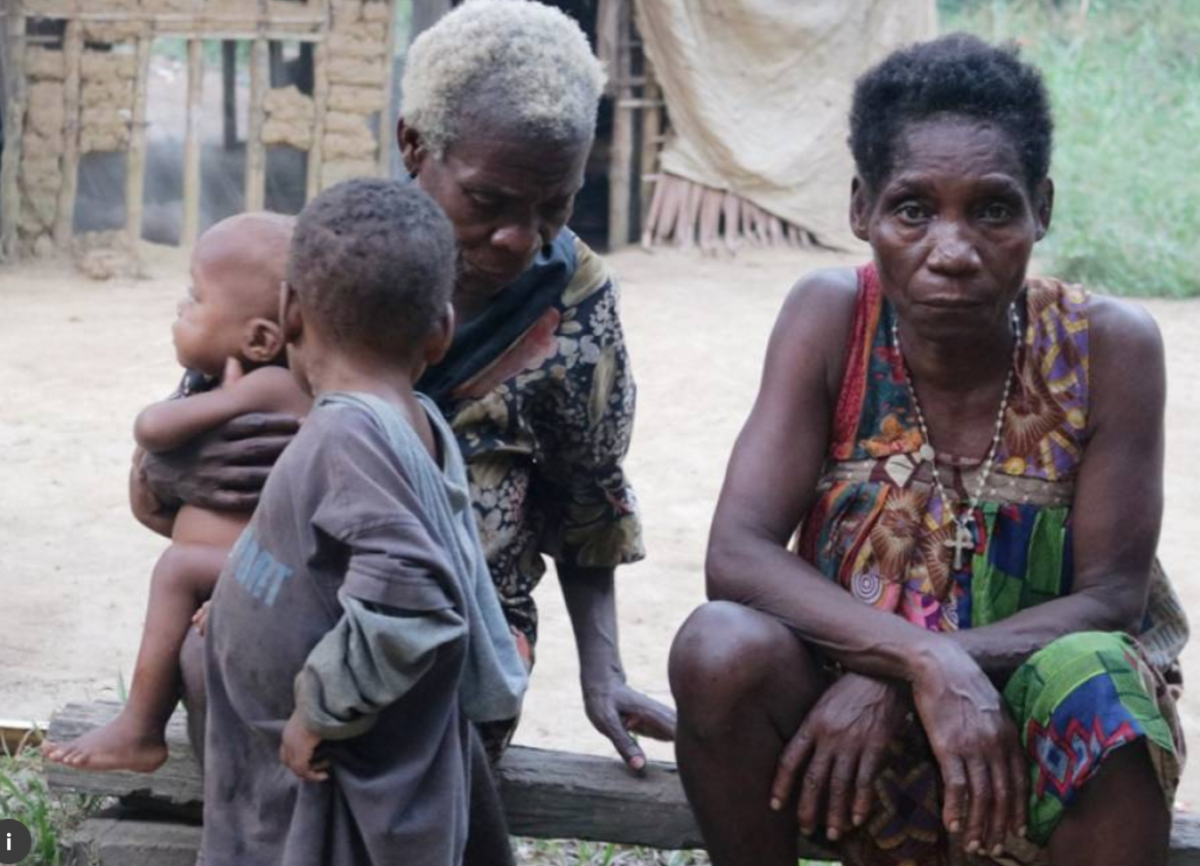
<box><xmin>2</xmin><ymin>242</ymin><xmax>1198</xmax><ymax>805</ymax></box>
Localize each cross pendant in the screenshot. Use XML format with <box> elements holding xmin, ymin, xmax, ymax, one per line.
<box><xmin>944</xmin><ymin>518</ymin><xmax>975</xmax><ymax>571</ymax></box>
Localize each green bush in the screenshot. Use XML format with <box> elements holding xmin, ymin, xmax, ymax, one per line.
<box><xmin>941</xmin><ymin>0</ymin><xmax>1200</xmax><ymax>297</ymax></box>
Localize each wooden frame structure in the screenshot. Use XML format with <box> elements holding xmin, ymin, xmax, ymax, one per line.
<box><xmin>0</xmin><ymin>0</ymin><xmax>399</xmax><ymax>261</ymax></box>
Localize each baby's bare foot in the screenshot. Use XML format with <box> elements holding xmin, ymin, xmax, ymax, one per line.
<box><xmin>41</xmin><ymin>713</ymin><xmax>168</xmax><ymax>773</ymax></box>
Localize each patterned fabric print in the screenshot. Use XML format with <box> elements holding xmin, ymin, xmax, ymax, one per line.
<box><xmin>436</xmin><ymin>237</ymin><xmax>644</xmax><ymax>650</ymax></box>
<box><xmin>1004</xmin><ymin>632</ymin><xmax>1181</xmax><ymax>844</ymax></box>
<box><xmin>799</xmin><ymin>263</ymin><xmax>1184</xmax><ymax>865</ymax></box>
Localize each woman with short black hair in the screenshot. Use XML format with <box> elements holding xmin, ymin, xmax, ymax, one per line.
<box><xmin>670</xmin><ymin>34</ymin><xmax>1186</xmax><ymax>866</ymax></box>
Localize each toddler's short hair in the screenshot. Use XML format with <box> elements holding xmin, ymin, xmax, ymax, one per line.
<box><xmin>288</xmin><ymin>179</ymin><xmax>456</xmax><ymax>358</ymax></box>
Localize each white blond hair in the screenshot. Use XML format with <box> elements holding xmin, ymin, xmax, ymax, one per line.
<box><xmin>402</xmin><ymin>0</ymin><xmax>607</xmax><ymax>156</ymax></box>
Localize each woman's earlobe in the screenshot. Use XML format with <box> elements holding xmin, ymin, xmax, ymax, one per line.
<box><xmin>849</xmin><ymin>177</ymin><xmax>871</xmax><ymax>242</ymax></box>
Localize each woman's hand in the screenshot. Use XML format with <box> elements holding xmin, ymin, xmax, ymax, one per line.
<box><xmin>770</xmin><ymin>672</ymin><xmax>908</xmax><ymax>840</ymax></box>
<box><xmin>581</xmin><ymin>672</ymin><xmax>676</xmax><ymax>774</ymax></box>
<box><xmin>280</xmin><ymin>711</ymin><xmax>329</xmax><ymax>782</ymax></box>
<box><xmin>911</xmin><ymin>642</ymin><xmax>1028</xmax><ymax>857</ymax></box>
<box><xmin>141</xmin><ymin>412</ymin><xmax>300</xmax><ymax>511</ymax></box>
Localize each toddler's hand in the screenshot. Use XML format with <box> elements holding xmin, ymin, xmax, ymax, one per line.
<box><xmin>191</xmin><ymin>601</ymin><xmax>211</xmax><ymax>637</ymax></box>
<box><xmin>281</xmin><ymin>712</ymin><xmax>329</xmax><ymax>782</ymax></box>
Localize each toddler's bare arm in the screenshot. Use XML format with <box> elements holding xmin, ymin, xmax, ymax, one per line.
<box><xmin>135</xmin><ymin>364</ymin><xmax>306</xmax><ymax>454</ymax></box>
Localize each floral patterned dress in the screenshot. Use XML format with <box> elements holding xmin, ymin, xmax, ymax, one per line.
<box><xmin>419</xmin><ymin>228</ymin><xmax>644</xmax><ymax>665</ymax></box>
<box><xmin>797</xmin><ymin>263</ymin><xmax>1186</xmax><ymax>865</ymax></box>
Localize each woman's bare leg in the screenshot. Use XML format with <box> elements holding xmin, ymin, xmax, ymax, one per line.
<box><xmin>670</xmin><ymin>601</ymin><xmax>826</xmax><ymax>866</ymax></box>
<box><xmin>1049</xmin><ymin>740</ymin><xmax>1170</xmax><ymax>866</ymax></box>
<box><xmin>42</xmin><ymin>543</ymin><xmax>226</xmax><ymax>772</ymax></box>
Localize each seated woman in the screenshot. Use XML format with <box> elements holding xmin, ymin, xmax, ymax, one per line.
<box><xmin>669</xmin><ymin>34</ymin><xmax>1187</xmax><ymax>866</ymax></box>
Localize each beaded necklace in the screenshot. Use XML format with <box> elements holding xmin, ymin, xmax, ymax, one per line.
<box><xmin>891</xmin><ymin>304</ymin><xmax>1021</xmax><ymax>571</ymax></box>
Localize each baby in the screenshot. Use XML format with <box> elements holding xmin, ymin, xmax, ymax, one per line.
<box><xmin>43</xmin><ymin>212</ymin><xmax>311</xmax><ymax>772</ymax></box>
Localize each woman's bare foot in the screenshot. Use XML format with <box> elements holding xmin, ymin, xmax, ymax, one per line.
<box><xmin>40</xmin><ymin>712</ymin><xmax>168</xmax><ymax>773</ymax></box>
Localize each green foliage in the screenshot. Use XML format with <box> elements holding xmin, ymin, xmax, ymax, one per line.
<box><xmin>0</xmin><ymin>743</ymin><xmax>107</xmax><ymax>866</ymax></box>
<box><xmin>941</xmin><ymin>0</ymin><xmax>1200</xmax><ymax>297</ymax></box>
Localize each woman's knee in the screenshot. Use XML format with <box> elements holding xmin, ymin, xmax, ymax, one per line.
<box><xmin>669</xmin><ymin>601</ymin><xmax>818</xmax><ymax>731</ymax></box>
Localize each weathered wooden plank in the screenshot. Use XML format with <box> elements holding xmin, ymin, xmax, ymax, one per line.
<box><xmin>125</xmin><ymin>32</ymin><xmax>153</xmax><ymax>246</ymax></box>
<box><xmin>46</xmin><ymin>701</ymin><xmax>1200</xmax><ymax>862</ymax></box>
<box><xmin>64</xmin><ymin>811</ymin><xmax>201</xmax><ymax>866</ymax></box>
<box><xmin>0</xmin><ymin>7</ymin><xmax>27</xmax><ymax>261</ymax></box>
<box><xmin>180</xmin><ymin>37</ymin><xmax>203</xmax><ymax>246</ymax></box>
<box><xmin>47</xmin><ymin>702</ymin><xmax>204</xmax><ymax>808</ymax></box>
<box><xmin>54</xmin><ymin>16</ymin><xmax>84</xmax><ymax>249</ymax></box>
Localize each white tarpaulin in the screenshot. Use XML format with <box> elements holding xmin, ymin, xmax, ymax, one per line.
<box><xmin>634</xmin><ymin>0</ymin><xmax>937</xmax><ymax>250</ymax></box>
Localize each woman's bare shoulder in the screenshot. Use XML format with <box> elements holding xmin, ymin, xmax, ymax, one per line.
<box><xmin>769</xmin><ymin>266</ymin><xmax>861</xmax><ymax>394</ymax></box>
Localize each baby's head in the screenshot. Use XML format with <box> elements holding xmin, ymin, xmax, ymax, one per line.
<box><xmin>284</xmin><ymin>178</ymin><xmax>456</xmax><ymax>386</ymax></box>
<box><xmin>174</xmin><ymin>212</ymin><xmax>295</xmax><ymax>378</ymax></box>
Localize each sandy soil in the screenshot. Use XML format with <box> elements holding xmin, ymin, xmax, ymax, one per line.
<box><xmin>1</xmin><ymin>243</ymin><xmax>1198</xmax><ymax>803</ymax></box>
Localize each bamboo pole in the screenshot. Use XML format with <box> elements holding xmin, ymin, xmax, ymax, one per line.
<box><xmin>638</xmin><ymin>60</ymin><xmax>660</xmax><ymax>223</ymax></box>
<box><xmin>0</xmin><ymin>7</ymin><xmax>27</xmax><ymax>260</ymax></box>
<box><xmin>607</xmin><ymin>0</ymin><xmax>633</xmax><ymax>249</ymax></box>
<box><xmin>244</xmin><ymin>34</ymin><xmax>269</xmax><ymax>211</ymax></box>
<box><xmin>125</xmin><ymin>32</ymin><xmax>152</xmax><ymax>245</ymax></box>
<box><xmin>181</xmin><ymin>37</ymin><xmax>204</xmax><ymax>245</ymax></box>
<box><xmin>305</xmin><ymin>1</ymin><xmax>331</xmax><ymax>202</ymax></box>
<box><xmin>55</xmin><ymin>18</ymin><xmax>84</xmax><ymax>249</ymax></box>
<box><xmin>377</xmin><ymin>0</ymin><xmax>399</xmax><ymax>176</ymax></box>
<box><xmin>222</xmin><ymin>40</ymin><xmax>236</xmax><ymax>149</ymax></box>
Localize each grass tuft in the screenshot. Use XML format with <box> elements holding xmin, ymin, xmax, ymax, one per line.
<box><xmin>0</xmin><ymin>741</ymin><xmax>108</xmax><ymax>866</ymax></box>
<box><xmin>942</xmin><ymin>0</ymin><xmax>1200</xmax><ymax>297</ymax></box>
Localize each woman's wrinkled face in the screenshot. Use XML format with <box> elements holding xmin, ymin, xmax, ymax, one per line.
<box><xmin>406</xmin><ymin>122</ymin><xmax>590</xmax><ymax>296</ymax></box>
<box><xmin>851</xmin><ymin>116</ymin><xmax>1053</xmax><ymax>341</ymax></box>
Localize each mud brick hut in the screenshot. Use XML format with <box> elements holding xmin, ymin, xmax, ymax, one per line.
<box><xmin>0</xmin><ymin>0</ymin><xmax>403</xmax><ymax>262</ymax></box>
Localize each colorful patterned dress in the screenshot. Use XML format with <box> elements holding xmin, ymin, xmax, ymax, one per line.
<box><xmin>797</xmin><ymin>263</ymin><xmax>1187</xmax><ymax>865</ymax></box>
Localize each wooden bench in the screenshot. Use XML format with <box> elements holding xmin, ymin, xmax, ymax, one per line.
<box><xmin>46</xmin><ymin>701</ymin><xmax>1200</xmax><ymax>865</ymax></box>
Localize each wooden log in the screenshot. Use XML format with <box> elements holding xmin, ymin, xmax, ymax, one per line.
<box><xmin>305</xmin><ymin>6</ymin><xmax>330</xmax><ymax>201</ymax></box>
<box><xmin>244</xmin><ymin>32</ymin><xmax>269</xmax><ymax>211</ymax></box>
<box><xmin>181</xmin><ymin>37</ymin><xmax>204</xmax><ymax>246</ymax></box>
<box><xmin>42</xmin><ymin>701</ymin><xmax>1200</xmax><ymax>862</ymax></box>
<box><xmin>54</xmin><ymin>17</ymin><xmax>84</xmax><ymax>249</ymax></box>
<box><xmin>125</xmin><ymin>32</ymin><xmax>152</xmax><ymax>246</ymax></box>
<box><xmin>0</xmin><ymin>7</ymin><xmax>27</xmax><ymax>260</ymax></box>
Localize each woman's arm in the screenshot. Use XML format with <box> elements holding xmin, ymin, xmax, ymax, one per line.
<box><xmin>947</xmin><ymin>296</ymin><xmax>1166</xmax><ymax>678</ymax></box>
<box><xmin>713</xmin><ymin>269</ymin><xmax>1026</xmax><ymax>846</ymax></box>
<box><xmin>558</xmin><ymin>563</ymin><xmax>676</xmax><ymax>772</ymax></box>
<box><xmin>708</xmin><ymin>269</ymin><xmax>954</xmax><ymax>678</ymax></box>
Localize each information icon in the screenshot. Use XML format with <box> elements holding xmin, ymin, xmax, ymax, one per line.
<box><xmin>0</xmin><ymin>818</ymin><xmax>33</xmax><ymax>865</ymax></box>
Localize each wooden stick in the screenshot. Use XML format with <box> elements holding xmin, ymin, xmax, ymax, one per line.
<box><xmin>181</xmin><ymin>37</ymin><xmax>204</xmax><ymax>246</ymax></box>
<box><xmin>0</xmin><ymin>7</ymin><xmax>27</xmax><ymax>261</ymax></box>
<box><xmin>606</xmin><ymin>0</ymin><xmax>633</xmax><ymax>249</ymax></box>
<box><xmin>125</xmin><ymin>32</ymin><xmax>152</xmax><ymax>247</ymax></box>
<box><xmin>305</xmin><ymin>1</ymin><xmax>331</xmax><ymax>202</ymax></box>
<box><xmin>377</xmin><ymin>0</ymin><xmax>399</xmax><ymax>176</ymax></box>
<box><xmin>638</xmin><ymin>59</ymin><xmax>660</xmax><ymax>224</ymax></box>
<box><xmin>221</xmin><ymin>39</ymin><xmax>237</xmax><ymax>150</ymax></box>
<box><xmin>244</xmin><ymin>33</ymin><xmax>269</xmax><ymax>212</ymax></box>
<box><xmin>54</xmin><ymin>18</ymin><xmax>84</xmax><ymax>250</ymax></box>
